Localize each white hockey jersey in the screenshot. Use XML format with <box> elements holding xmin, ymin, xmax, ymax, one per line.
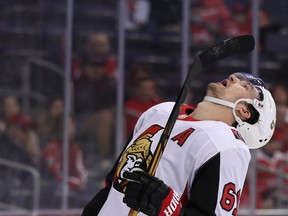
<box><xmin>99</xmin><ymin>102</ymin><xmax>251</xmax><ymax>216</ymax></box>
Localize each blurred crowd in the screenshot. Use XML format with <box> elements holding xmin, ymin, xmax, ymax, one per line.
<box><xmin>0</xmin><ymin>30</ymin><xmax>165</xmax><ymax>209</ymax></box>
<box><xmin>0</xmin><ymin>0</ymin><xmax>288</xmax><ymax>212</ymax></box>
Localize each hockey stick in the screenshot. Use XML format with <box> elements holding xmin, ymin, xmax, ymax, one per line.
<box><xmin>128</xmin><ymin>35</ymin><xmax>255</xmax><ymax>216</ymax></box>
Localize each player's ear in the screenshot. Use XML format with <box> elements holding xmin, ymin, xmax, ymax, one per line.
<box><xmin>235</xmin><ymin>103</ymin><xmax>251</xmax><ymax>120</ymax></box>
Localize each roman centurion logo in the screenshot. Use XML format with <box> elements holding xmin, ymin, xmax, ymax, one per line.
<box><xmin>113</xmin><ymin>125</ymin><xmax>163</xmax><ymax>192</ymax></box>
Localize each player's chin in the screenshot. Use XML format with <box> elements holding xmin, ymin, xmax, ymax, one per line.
<box><xmin>207</xmin><ymin>83</ymin><xmax>222</xmax><ymax>95</ymax></box>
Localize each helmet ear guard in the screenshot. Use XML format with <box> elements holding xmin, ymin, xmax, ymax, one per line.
<box><xmin>233</xmin><ymin>87</ymin><xmax>276</xmax><ymax>149</ymax></box>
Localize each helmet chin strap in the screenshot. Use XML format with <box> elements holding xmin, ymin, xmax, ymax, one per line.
<box><xmin>204</xmin><ymin>96</ymin><xmax>236</xmax><ymax>109</ymax></box>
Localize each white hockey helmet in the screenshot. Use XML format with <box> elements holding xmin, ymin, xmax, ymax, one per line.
<box><xmin>205</xmin><ymin>72</ymin><xmax>276</xmax><ymax>149</ymax></box>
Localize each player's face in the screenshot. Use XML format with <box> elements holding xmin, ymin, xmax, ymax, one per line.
<box><xmin>207</xmin><ymin>73</ymin><xmax>262</xmax><ymax>103</ymax></box>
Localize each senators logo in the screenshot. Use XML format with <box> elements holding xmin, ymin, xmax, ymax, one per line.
<box><xmin>113</xmin><ymin>125</ymin><xmax>163</xmax><ymax>192</ymax></box>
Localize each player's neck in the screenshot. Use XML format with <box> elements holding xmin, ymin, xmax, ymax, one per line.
<box><xmin>190</xmin><ymin>100</ymin><xmax>234</xmax><ymax>125</ymax></box>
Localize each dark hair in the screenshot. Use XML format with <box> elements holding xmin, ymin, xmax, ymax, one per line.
<box><xmin>246</xmin><ymin>104</ymin><xmax>259</xmax><ymax>124</ymax></box>
<box><xmin>232</xmin><ymin>104</ymin><xmax>259</xmax><ymax>127</ymax></box>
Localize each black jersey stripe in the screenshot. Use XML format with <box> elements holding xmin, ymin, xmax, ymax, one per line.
<box><xmin>184</xmin><ymin>152</ymin><xmax>220</xmax><ymax>216</ymax></box>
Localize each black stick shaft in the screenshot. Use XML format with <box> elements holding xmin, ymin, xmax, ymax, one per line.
<box><xmin>148</xmin><ymin>57</ymin><xmax>202</xmax><ymax>176</ymax></box>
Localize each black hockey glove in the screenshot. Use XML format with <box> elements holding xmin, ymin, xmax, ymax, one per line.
<box><xmin>123</xmin><ymin>169</ymin><xmax>181</xmax><ymax>216</ymax></box>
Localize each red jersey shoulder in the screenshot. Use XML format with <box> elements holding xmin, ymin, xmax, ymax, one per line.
<box><xmin>178</xmin><ymin>104</ymin><xmax>197</xmax><ymax>121</ymax></box>
<box><xmin>179</xmin><ymin>104</ymin><xmax>195</xmax><ymax>115</ymax></box>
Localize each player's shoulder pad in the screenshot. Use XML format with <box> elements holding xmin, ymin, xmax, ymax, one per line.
<box><xmin>144</xmin><ymin>102</ymin><xmax>175</xmax><ymax>115</ymax></box>
<box><xmin>133</xmin><ymin>102</ymin><xmax>175</xmax><ymax>133</ymax></box>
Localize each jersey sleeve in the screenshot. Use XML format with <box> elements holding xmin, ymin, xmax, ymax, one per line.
<box><xmin>184</xmin><ymin>148</ymin><xmax>250</xmax><ymax>216</ymax></box>
<box><xmin>183</xmin><ymin>153</ymin><xmax>220</xmax><ymax>216</ymax></box>
<box><xmin>215</xmin><ymin>148</ymin><xmax>250</xmax><ymax>216</ymax></box>
<box><xmin>133</xmin><ymin>102</ymin><xmax>174</xmax><ymax>135</ymax></box>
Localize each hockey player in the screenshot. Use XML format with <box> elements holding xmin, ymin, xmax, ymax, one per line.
<box><xmin>82</xmin><ymin>72</ymin><xmax>276</xmax><ymax>216</ymax></box>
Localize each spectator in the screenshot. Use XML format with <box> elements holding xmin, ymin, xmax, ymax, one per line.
<box><xmin>73</xmin><ymin>59</ymin><xmax>116</xmax><ymax>158</ymax></box>
<box><xmin>226</xmin><ymin>3</ymin><xmax>251</xmax><ymax>37</ymax></box>
<box><xmin>7</xmin><ymin>119</ymin><xmax>40</xmax><ymax>166</ymax></box>
<box><xmin>125</xmin><ymin>0</ymin><xmax>151</xmax><ymax>31</ymax></box>
<box><xmin>190</xmin><ymin>0</ymin><xmax>232</xmax><ymax>45</ymax></box>
<box><xmin>124</xmin><ymin>77</ymin><xmax>163</xmax><ymax>138</ymax></box>
<box><xmin>125</xmin><ymin>62</ymin><xmax>153</xmax><ymax>98</ymax></box>
<box><xmin>0</xmin><ymin>96</ymin><xmax>34</xmax><ymax>129</ymax></box>
<box><xmin>41</xmin><ymin>115</ymin><xmax>88</xmax><ymax>191</ymax></box>
<box><xmin>0</xmin><ymin>118</ymin><xmax>40</xmax><ymax>209</ymax></box>
<box><xmin>73</xmin><ymin>32</ymin><xmax>117</xmax><ymax>80</ymax></box>
<box><xmin>0</xmin><ymin>95</ymin><xmax>39</xmax><ymax>166</ymax></box>
<box><xmin>0</xmin><ymin>118</ymin><xmax>40</xmax><ymax>167</ymax></box>
<box><xmin>35</xmin><ymin>97</ymin><xmax>64</xmax><ymax>145</ymax></box>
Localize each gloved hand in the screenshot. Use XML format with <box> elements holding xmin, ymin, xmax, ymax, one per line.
<box><xmin>123</xmin><ymin>169</ymin><xmax>181</xmax><ymax>216</ymax></box>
